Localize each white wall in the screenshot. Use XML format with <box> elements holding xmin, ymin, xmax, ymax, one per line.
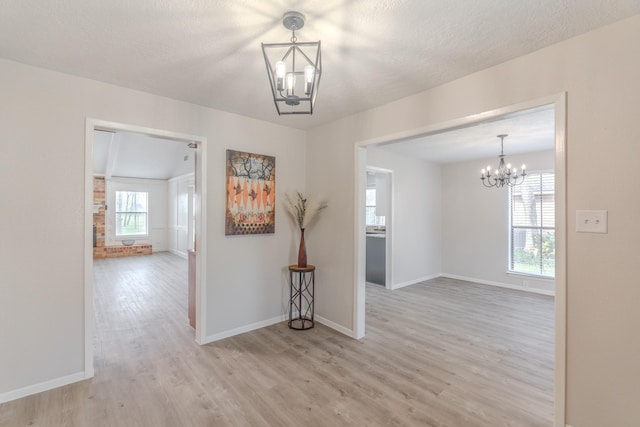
<box><xmin>367</xmin><ymin>147</ymin><xmax>442</xmax><ymax>288</ymax></box>
<box><xmin>366</xmin><ymin>146</ymin><xmax>553</xmax><ymax>294</ymax></box>
<box><xmin>441</xmin><ymin>150</ymin><xmax>554</xmax><ymax>294</ymax></box>
<box><xmin>170</xmin><ymin>147</ymin><xmax>196</xmax><ymax>178</ymax></box>
<box><xmin>2</xmin><ymin>14</ymin><xmax>639</xmax><ymax>425</ymax></box>
<box><xmin>0</xmin><ymin>57</ymin><xmax>305</xmax><ymax>401</ymax></box>
<box><xmin>105</xmin><ymin>177</ymin><xmax>169</xmax><ymax>251</ymax></box>
<box><xmin>306</xmin><ymin>15</ymin><xmax>640</xmax><ymax>427</ymax></box>
<box><xmin>168</xmin><ymin>173</ymin><xmax>195</xmax><ymax>258</ymax></box>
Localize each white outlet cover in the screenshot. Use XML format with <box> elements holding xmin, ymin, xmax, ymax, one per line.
<box><xmin>576</xmin><ymin>210</ymin><xmax>608</xmax><ymax>233</ymax></box>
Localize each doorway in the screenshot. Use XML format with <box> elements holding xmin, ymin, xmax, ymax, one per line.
<box><xmin>365</xmin><ymin>167</ymin><xmax>392</xmax><ymax>289</ymax></box>
<box><xmin>83</xmin><ymin>119</ymin><xmax>208</xmax><ymax>379</ymax></box>
<box><xmin>354</xmin><ymin>93</ymin><xmax>567</xmax><ymax>425</ymax></box>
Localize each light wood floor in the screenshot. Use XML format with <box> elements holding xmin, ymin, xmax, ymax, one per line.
<box><xmin>0</xmin><ymin>253</ymin><xmax>554</xmax><ymax>426</ymax></box>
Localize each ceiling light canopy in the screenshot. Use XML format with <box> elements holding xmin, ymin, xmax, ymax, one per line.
<box><xmin>261</xmin><ymin>12</ymin><xmax>322</xmax><ymax>115</ymax></box>
<box><xmin>480</xmin><ymin>134</ymin><xmax>526</xmax><ymax>188</ymax></box>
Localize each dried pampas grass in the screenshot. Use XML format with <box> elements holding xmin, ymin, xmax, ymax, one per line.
<box><xmin>284</xmin><ymin>192</ymin><xmax>328</xmax><ymax>229</ymax></box>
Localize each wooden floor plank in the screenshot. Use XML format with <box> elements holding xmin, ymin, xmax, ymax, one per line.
<box><xmin>0</xmin><ymin>253</ymin><xmax>553</xmax><ymax>426</ymax></box>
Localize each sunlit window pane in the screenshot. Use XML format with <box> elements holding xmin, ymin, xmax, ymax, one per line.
<box><xmin>365</xmin><ymin>188</ymin><xmax>385</xmax><ymax>227</ymax></box>
<box><xmin>115</xmin><ymin>191</ymin><xmax>148</xmax><ymax>236</ymax></box>
<box><xmin>509</xmin><ymin>173</ymin><xmax>555</xmax><ymax>278</ymax></box>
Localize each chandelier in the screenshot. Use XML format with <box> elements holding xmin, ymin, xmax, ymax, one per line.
<box><xmin>261</xmin><ymin>12</ymin><xmax>322</xmax><ymax>115</ymax></box>
<box><xmin>480</xmin><ymin>134</ymin><xmax>526</xmax><ymax>188</ymax></box>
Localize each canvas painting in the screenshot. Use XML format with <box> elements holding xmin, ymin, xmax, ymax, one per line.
<box><xmin>225</xmin><ymin>149</ymin><xmax>276</xmax><ymax>235</ymax></box>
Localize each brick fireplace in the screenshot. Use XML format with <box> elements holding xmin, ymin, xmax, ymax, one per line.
<box><xmin>93</xmin><ymin>176</ymin><xmax>151</xmax><ymax>259</ymax></box>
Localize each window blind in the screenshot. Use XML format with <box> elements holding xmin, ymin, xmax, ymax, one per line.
<box><xmin>509</xmin><ymin>172</ymin><xmax>555</xmax><ymax>277</ymax></box>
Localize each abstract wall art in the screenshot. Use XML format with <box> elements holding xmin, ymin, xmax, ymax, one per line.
<box><xmin>225</xmin><ymin>149</ymin><xmax>276</xmax><ymax>235</ymax></box>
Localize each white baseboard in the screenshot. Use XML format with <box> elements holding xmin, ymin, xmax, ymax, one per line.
<box><xmin>201</xmin><ymin>314</ymin><xmax>288</xmax><ymax>344</ymax></box>
<box><xmin>440</xmin><ymin>273</ymin><xmax>555</xmax><ymax>296</ymax></box>
<box><xmin>199</xmin><ymin>311</ymin><xmax>356</xmax><ymax>345</ymax></box>
<box><xmin>390</xmin><ymin>273</ymin><xmax>441</xmax><ymax>290</ymax></box>
<box><xmin>315</xmin><ymin>315</ymin><xmax>354</xmax><ymax>338</ymax></box>
<box><xmin>168</xmin><ymin>248</ymin><xmax>188</xmax><ymax>259</ymax></box>
<box><xmin>0</xmin><ymin>371</ymin><xmax>88</xmax><ymax>404</ymax></box>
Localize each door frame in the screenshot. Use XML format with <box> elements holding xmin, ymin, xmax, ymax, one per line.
<box><xmin>83</xmin><ymin>118</ymin><xmax>209</xmax><ymax>379</ymax></box>
<box><xmin>353</xmin><ymin>92</ymin><xmax>567</xmax><ymax>426</ymax></box>
<box><xmin>365</xmin><ymin>167</ymin><xmax>393</xmax><ymax>289</ymax></box>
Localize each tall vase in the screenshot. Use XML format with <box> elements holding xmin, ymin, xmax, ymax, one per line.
<box><xmin>297</xmin><ymin>228</ymin><xmax>307</xmax><ymax>268</ymax></box>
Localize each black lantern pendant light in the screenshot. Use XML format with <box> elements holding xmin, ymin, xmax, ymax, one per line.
<box><xmin>261</xmin><ymin>12</ymin><xmax>322</xmax><ymax>115</ymax></box>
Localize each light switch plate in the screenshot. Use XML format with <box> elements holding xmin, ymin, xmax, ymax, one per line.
<box><xmin>576</xmin><ymin>210</ymin><xmax>608</xmax><ymax>233</ymax></box>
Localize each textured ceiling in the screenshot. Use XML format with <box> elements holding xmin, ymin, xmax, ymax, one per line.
<box><xmin>1</xmin><ymin>1</ymin><xmax>638</xmax><ymax>130</ymax></box>
<box><xmin>95</xmin><ymin>105</ymin><xmax>554</xmax><ymax>179</ymax></box>
<box><xmin>380</xmin><ymin>105</ymin><xmax>555</xmax><ymax>164</ymax></box>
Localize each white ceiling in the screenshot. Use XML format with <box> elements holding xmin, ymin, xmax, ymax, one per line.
<box><xmin>95</xmin><ymin>104</ymin><xmax>554</xmax><ymax>180</ymax></box>
<box><xmin>379</xmin><ymin>104</ymin><xmax>555</xmax><ymax>163</ymax></box>
<box><xmin>93</xmin><ymin>130</ymin><xmax>195</xmax><ymax>180</ymax></box>
<box><xmin>1</xmin><ymin>1</ymin><xmax>638</xmax><ymax>130</ymax></box>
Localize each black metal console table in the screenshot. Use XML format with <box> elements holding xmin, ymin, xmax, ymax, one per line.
<box><xmin>288</xmin><ymin>265</ymin><xmax>315</xmax><ymax>330</ymax></box>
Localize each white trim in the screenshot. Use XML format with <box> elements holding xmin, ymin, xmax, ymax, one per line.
<box><xmin>440</xmin><ymin>273</ymin><xmax>555</xmax><ymax>296</ymax></box>
<box><xmin>85</xmin><ymin>118</ymin><xmax>208</xmax><ymax>379</ymax></box>
<box><xmin>168</xmin><ymin>171</ymin><xmax>195</xmax><ymax>183</ymax></box>
<box><xmin>507</xmin><ymin>169</ymin><xmax>556</xmax><ymax>280</ymax></box>
<box><xmin>391</xmin><ymin>273</ymin><xmax>441</xmax><ymax>290</ymax></box>
<box><xmin>366</xmin><ymin>166</ymin><xmax>394</xmax><ymax>291</ymax></box>
<box><xmin>194</xmin><ymin>137</ymin><xmax>207</xmax><ymax>345</ymax></box>
<box><xmin>201</xmin><ymin>315</ymin><xmax>287</xmax><ymax>344</ymax></box>
<box><xmin>200</xmin><ymin>314</ymin><xmax>357</xmax><ymax>344</ymax></box>
<box><xmin>83</xmin><ymin>122</ymin><xmax>95</xmax><ymax>381</ymax></box>
<box><xmin>353</xmin><ymin>93</ymin><xmax>567</xmax><ymax>427</ymax></box>
<box><xmin>167</xmin><ymin>173</ymin><xmax>195</xmax><ymax>265</ymax></box>
<box><xmin>168</xmin><ymin>248</ymin><xmax>189</xmax><ymax>259</ymax></box>
<box><xmin>554</xmin><ymin>92</ymin><xmax>568</xmax><ymax>427</ymax></box>
<box><xmin>353</xmin><ymin>146</ymin><xmax>367</xmax><ymax>339</ymax></box>
<box><xmin>0</xmin><ymin>372</ymin><xmax>86</xmax><ymax>404</ymax></box>
<box><xmin>506</xmin><ymin>270</ymin><xmax>555</xmax><ymax>281</ymax></box>
<box><xmin>107</xmin><ymin>178</ymin><xmax>167</xmax><ymax>246</ymax></box>
<box><xmin>315</xmin><ymin>315</ymin><xmax>355</xmax><ymax>338</ymax></box>
<box><xmin>358</xmin><ymin>95</ymin><xmax>563</xmax><ymax>148</ymax></box>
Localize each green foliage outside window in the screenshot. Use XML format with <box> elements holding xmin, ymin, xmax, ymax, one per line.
<box><xmin>115</xmin><ymin>191</ymin><xmax>148</xmax><ymax>236</ymax></box>
<box><xmin>510</xmin><ymin>172</ymin><xmax>555</xmax><ymax>278</ymax></box>
<box><xmin>512</xmin><ymin>230</ymin><xmax>555</xmax><ymax>277</ymax></box>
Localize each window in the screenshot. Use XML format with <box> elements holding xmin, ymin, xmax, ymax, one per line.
<box><xmin>366</xmin><ymin>188</ymin><xmax>386</xmax><ymax>227</ymax></box>
<box><xmin>509</xmin><ymin>172</ymin><xmax>555</xmax><ymax>277</ymax></box>
<box><xmin>115</xmin><ymin>191</ymin><xmax>148</xmax><ymax>237</ymax></box>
